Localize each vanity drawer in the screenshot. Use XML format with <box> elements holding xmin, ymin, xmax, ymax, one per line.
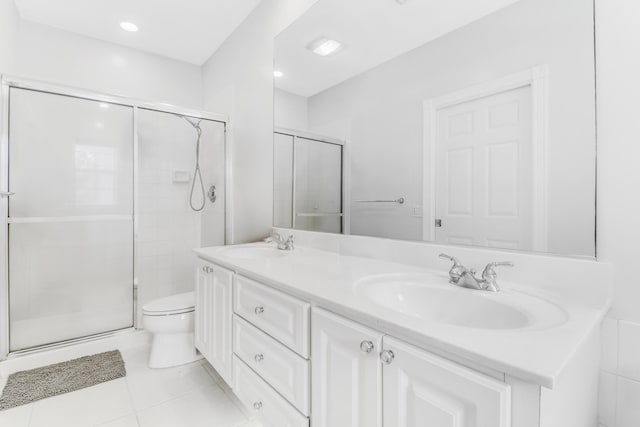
<box><xmin>233</xmin><ymin>275</ymin><xmax>310</xmax><ymax>358</ymax></box>
<box><xmin>233</xmin><ymin>315</ymin><xmax>310</xmax><ymax>415</ymax></box>
<box><xmin>233</xmin><ymin>356</ymin><xmax>309</xmax><ymax>427</ymax></box>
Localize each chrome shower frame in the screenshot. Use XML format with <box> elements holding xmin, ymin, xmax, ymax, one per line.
<box><xmin>0</xmin><ymin>75</ymin><xmax>232</xmax><ymax>360</ymax></box>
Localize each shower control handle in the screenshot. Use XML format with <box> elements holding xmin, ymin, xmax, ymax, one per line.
<box><xmin>208</xmin><ymin>185</ymin><xmax>217</xmax><ymax>203</ymax></box>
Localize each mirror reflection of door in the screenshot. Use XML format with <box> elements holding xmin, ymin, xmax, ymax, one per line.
<box><xmin>433</xmin><ymin>86</ymin><xmax>534</xmax><ymax>250</ymax></box>
<box><xmin>273</xmin><ymin>130</ymin><xmax>344</xmax><ymax>233</ymax></box>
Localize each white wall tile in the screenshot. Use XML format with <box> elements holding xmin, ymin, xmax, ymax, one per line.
<box><xmin>619</xmin><ymin>321</ymin><xmax>640</xmax><ymax>381</ymax></box>
<box><xmin>617</xmin><ymin>377</ymin><xmax>640</xmax><ymax>427</ymax></box>
<box><xmin>601</xmin><ymin>317</ymin><xmax>619</xmax><ymax>373</ymax></box>
<box><xmin>599</xmin><ymin>371</ymin><xmax>617</xmax><ymax>427</ymax></box>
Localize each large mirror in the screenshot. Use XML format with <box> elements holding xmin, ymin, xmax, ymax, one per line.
<box><xmin>273</xmin><ymin>0</ymin><xmax>596</xmax><ymax>257</ymax></box>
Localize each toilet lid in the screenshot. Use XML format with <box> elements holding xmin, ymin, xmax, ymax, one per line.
<box><xmin>142</xmin><ymin>291</ymin><xmax>195</xmax><ymax>315</ymax></box>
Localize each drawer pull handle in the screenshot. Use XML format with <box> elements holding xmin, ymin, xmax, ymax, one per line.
<box><xmin>253</xmin><ymin>401</ymin><xmax>263</xmax><ymax>410</ymax></box>
<box><xmin>254</xmin><ymin>354</ymin><xmax>264</xmax><ymax>362</ymax></box>
<box><xmin>254</xmin><ymin>306</ymin><xmax>265</xmax><ymax>315</ymax></box>
<box><xmin>380</xmin><ymin>349</ymin><xmax>395</xmax><ymax>365</ymax></box>
<box><xmin>360</xmin><ymin>340</ymin><xmax>374</xmax><ymax>354</ymax></box>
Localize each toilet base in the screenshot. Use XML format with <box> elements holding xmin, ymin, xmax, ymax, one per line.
<box><xmin>148</xmin><ymin>331</ymin><xmax>201</xmax><ymax>369</ymax></box>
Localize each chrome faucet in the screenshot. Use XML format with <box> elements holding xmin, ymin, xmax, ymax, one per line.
<box><xmin>264</xmin><ymin>232</ymin><xmax>294</xmax><ymax>250</ymax></box>
<box><xmin>439</xmin><ymin>254</ymin><xmax>512</xmax><ymax>292</ymax></box>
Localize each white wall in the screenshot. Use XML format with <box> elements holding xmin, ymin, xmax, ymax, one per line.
<box><xmin>0</xmin><ymin>0</ymin><xmax>203</xmax><ymax>108</ymax></box>
<box><xmin>304</xmin><ymin>0</ymin><xmax>596</xmax><ymax>255</ymax></box>
<box><xmin>596</xmin><ymin>0</ymin><xmax>640</xmax><ymax>425</ymax></box>
<box><xmin>202</xmin><ymin>0</ymin><xmax>318</xmax><ymax>244</ymax></box>
<box><xmin>275</xmin><ymin>89</ymin><xmax>308</xmax><ymax>130</ymax></box>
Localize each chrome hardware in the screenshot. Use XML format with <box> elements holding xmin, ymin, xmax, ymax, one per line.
<box><xmin>254</xmin><ymin>306</ymin><xmax>265</xmax><ymax>315</ymax></box>
<box><xmin>440</xmin><ymin>254</ymin><xmax>512</xmax><ymax>292</ymax></box>
<box><xmin>355</xmin><ymin>197</ymin><xmax>405</xmax><ymax>204</ymax></box>
<box><xmin>481</xmin><ymin>261</ymin><xmax>514</xmax><ymax>292</ymax></box>
<box><xmin>439</xmin><ymin>253</ymin><xmax>468</xmax><ymax>285</ymax></box>
<box><xmin>253</xmin><ymin>401</ymin><xmax>263</xmax><ymax>410</ymax></box>
<box><xmin>360</xmin><ymin>340</ymin><xmax>374</xmax><ymax>354</ymax></box>
<box><xmin>0</xmin><ymin>191</ymin><xmax>14</xmax><ymax>197</ymax></box>
<box><xmin>254</xmin><ymin>354</ymin><xmax>264</xmax><ymax>362</ymax></box>
<box><xmin>434</xmin><ymin>219</ymin><xmax>442</xmax><ymax>227</ymax></box>
<box><xmin>202</xmin><ymin>265</ymin><xmax>213</xmax><ymax>273</ymax></box>
<box><xmin>207</xmin><ymin>185</ymin><xmax>217</xmax><ymax>203</ymax></box>
<box><xmin>380</xmin><ymin>349</ymin><xmax>395</xmax><ymax>365</ymax></box>
<box><xmin>264</xmin><ymin>232</ymin><xmax>294</xmax><ymax>250</ymax></box>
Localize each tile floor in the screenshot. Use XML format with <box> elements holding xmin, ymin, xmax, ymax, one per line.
<box><xmin>0</xmin><ymin>342</ymin><xmax>263</xmax><ymax>427</ymax></box>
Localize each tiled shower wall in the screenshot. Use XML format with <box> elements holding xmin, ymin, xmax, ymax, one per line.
<box><xmin>135</xmin><ymin>110</ymin><xmax>226</xmax><ymax>325</ymax></box>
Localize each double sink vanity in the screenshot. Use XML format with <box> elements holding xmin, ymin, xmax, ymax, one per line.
<box><xmin>193</xmin><ymin>229</ymin><xmax>610</xmax><ymax>427</ymax></box>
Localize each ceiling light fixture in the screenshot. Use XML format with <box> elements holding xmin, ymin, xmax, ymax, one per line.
<box><xmin>308</xmin><ymin>37</ymin><xmax>343</xmax><ymax>57</ymax></box>
<box><xmin>273</xmin><ymin>70</ymin><xmax>284</xmax><ymax>78</ymax></box>
<box><xmin>99</xmin><ymin>103</ymin><xmax>110</xmax><ymax>109</ymax></box>
<box><xmin>120</xmin><ymin>22</ymin><xmax>139</xmax><ymax>32</ymax></box>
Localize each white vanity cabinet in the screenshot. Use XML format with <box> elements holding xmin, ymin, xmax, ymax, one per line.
<box><xmin>195</xmin><ymin>259</ymin><xmax>234</xmax><ymax>384</ymax></box>
<box><xmin>312</xmin><ymin>307</ymin><xmax>511</xmax><ymax>427</ymax></box>
<box><xmin>383</xmin><ymin>336</ymin><xmax>511</xmax><ymax>427</ymax></box>
<box><xmin>232</xmin><ymin>274</ymin><xmax>311</xmax><ymax>427</ymax></box>
<box><xmin>311</xmin><ymin>308</ymin><xmax>383</xmax><ymax>427</ymax></box>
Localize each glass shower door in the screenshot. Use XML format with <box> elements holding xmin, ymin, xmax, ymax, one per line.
<box><xmin>8</xmin><ymin>88</ymin><xmax>134</xmax><ymax>351</ymax></box>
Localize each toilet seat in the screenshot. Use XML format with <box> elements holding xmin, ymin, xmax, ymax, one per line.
<box><xmin>142</xmin><ymin>292</ymin><xmax>195</xmax><ymax>316</ymax></box>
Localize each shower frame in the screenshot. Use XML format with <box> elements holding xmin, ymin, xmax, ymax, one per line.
<box><xmin>0</xmin><ymin>75</ymin><xmax>232</xmax><ymax>360</ymax></box>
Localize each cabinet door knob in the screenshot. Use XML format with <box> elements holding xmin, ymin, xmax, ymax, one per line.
<box><xmin>360</xmin><ymin>340</ymin><xmax>374</xmax><ymax>354</ymax></box>
<box><xmin>254</xmin><ymin>306</ymin><xmax>265</xmax><ymax>314</ymax></box>
<box><xmin>202</xmin><ymin>266</ymin><xmax>207</xmax><ymax>272</ymax></box>
<box><xmin>253</xmin><ymin>401</ymin><xmax>263</xmax><ymax>410</ymax></box>
<box><xmin>380</xmin><ymin>349</ymin><xmax>395</xmax><ymax>365</ymax></box>
<box><xmin>254</xmin><ymin>354</ymin><xmax>264</xmax><ymax>362</ymax></box>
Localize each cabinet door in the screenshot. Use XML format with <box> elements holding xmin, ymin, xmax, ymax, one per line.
<box><xmin>382</xmin><ymin>336</ymin><xmax>511</xmax><ymax>427</ymax></box>
<box><xmin>311</xmin><ymin>308</ymin><xmax>383</xmax><ymax>427</ymax></box>
<box><xmin>194</xmin><ymin>260</ymin><xmax>211</xmax><ymax>360</ymax></box>
<box><xmin>209</xmin><ymin>264</ymin><xmax>234</xmax><ymax>385</ymax></box>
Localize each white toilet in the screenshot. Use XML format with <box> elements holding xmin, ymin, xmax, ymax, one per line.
<box><xmin>142</xmin><ymin>291</ymin><xmax>200</xmax><ymax>369</ymax></box>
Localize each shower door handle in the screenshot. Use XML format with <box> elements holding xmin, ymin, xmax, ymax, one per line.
<box><xmin>0</xmin><ymin>191</ymin><xmax>14</xmax><ymax>197</ymax></box>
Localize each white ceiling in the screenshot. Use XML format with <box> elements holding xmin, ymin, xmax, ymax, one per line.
<box><xmin>275</xmin><ymin>0</ymin><xmax>522</xmax><ymax>97</ymax></box>
<box><xmin>14</xmin><ymin>0</ymin><xmax>262</xmax><ymax>65</ymax></box>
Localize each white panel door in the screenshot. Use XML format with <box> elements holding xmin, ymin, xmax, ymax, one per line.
<box><xmin>209</xmin><ymin>264</ymin><xmax>234</xmax><ymax>385</ymax></box>
<box><xmin>311</xmin><ymin>308</ymin><xmax>383</xmax><ymax>427</ymax></box>
<box><xmin>435</xmin><ymin>86</ymin><xmax>533</xmax><ymax>250</ymax></box>
<box><xmin>194</xmin><ymin>260</ymin><xmax>212</xmax><ymax>361</ymax></box>
<box><xmin>383</xmin><ymin>336</ymin><xmax>511</xmax><ymax>427</ymax></box>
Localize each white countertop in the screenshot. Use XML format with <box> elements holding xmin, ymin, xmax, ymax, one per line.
<box><xmin>194</xmin><ymin>243</ymin><xmax>605</xmax><ymax>389</ymax></box>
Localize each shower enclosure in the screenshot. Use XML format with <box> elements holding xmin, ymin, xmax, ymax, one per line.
<box><xmin>273</xmin><ymin>128</ymin><xmax>345</xmax><ymax>233</ymax></box>
<box><xmin>0</xmin><ymin>77</ymin><xmax>228</xmax><ymax>357</ymax></box>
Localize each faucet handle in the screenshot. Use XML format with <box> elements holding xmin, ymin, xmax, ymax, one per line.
<box><xmin>284</xmin><ymin>235</ymin><xmax>294</xmax><ymax>250</ymax></box>
<box><xmin>481</xmin><ymin>261</ymin><xmax>513</xmax><ymax>291</ymax></box>
<box><xmin>439</xmin><ymin>253</ymin><xmax>461</xmax><ymax>266</ymax></box>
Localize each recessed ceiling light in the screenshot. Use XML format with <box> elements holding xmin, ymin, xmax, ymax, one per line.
<box><xmin>99</xmin><ymin>103</ymin><xmax>110</xmax><ymax>109</ymax></box>
<box><xmin>308</xmin><ymin>37</ymin><xmax>343</xmax><ymax>57</ymax></box>
<box><xmin>273</xmin><ymin>70</ymin><xmax>284</xmax><ymax>78</ymax></box>
<box><xmin>120</xmin><ymin>22</ymin><xmax>139</xmax><ymax>32</ymax></box>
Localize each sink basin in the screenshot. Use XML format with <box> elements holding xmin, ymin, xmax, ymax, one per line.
<box><xmin>354</xmin><ymin>274</ymin><xmax>568</xmax><ymax>330</ymax></box>
<box><xmin>220</xmin><ymin>246</ymin><xmax>287</xmax><ymax>260</ymax></box>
